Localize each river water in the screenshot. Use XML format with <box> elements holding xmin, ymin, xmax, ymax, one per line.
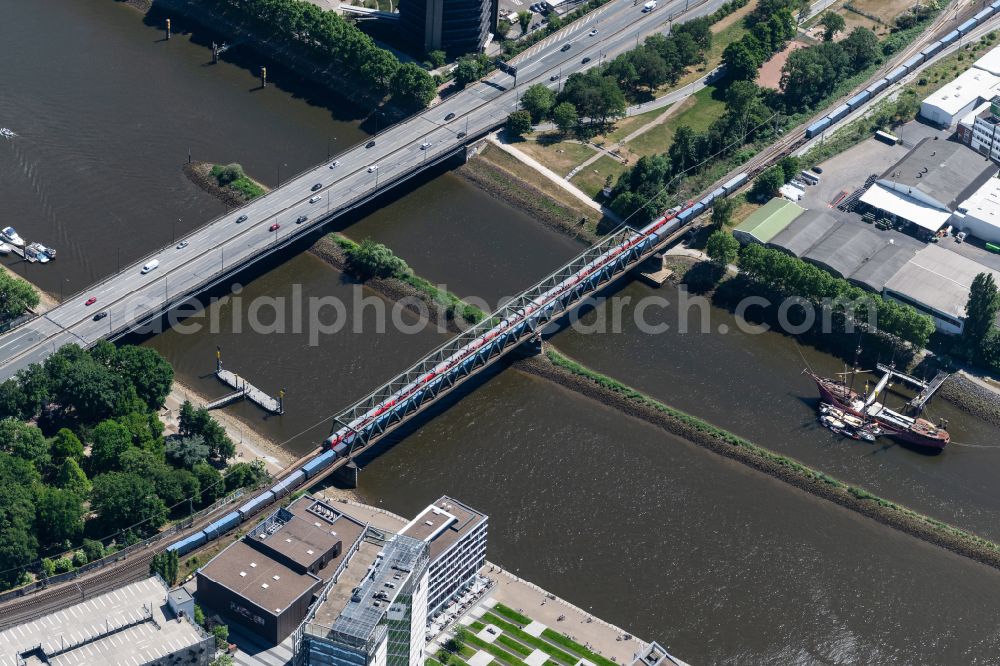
<box><xmin>5</xmin><ymin>0</ymin><xmax>1000</xmax><ymax>663</ymax></box>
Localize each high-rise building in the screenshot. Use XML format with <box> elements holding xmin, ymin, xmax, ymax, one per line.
<box><xmin>398</xmin><ymin>0</ymin><xmax>497</xmax><ymax>57</ymax></box>
<box><xmin>298</xmin><ymin>532</ymin><xmax>429</xmax><ymax>666</ymax></box>
<box><xmin>399</xmin><ymin>496</ymin><xmax>487</xmax><ymax>621</ymax></box>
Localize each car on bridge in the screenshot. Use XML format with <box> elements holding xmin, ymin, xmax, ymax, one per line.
<box><xmin>457</xmin><ymin>131</ymin><xmax>467</xmax><ymax>139</ymax></box>
<box><xmin>420</xmin><ymin>142</ymin><xmax>432</xmax><ymax>150</ymax></box>
<box><xmin>444</xmin><ymin>112</ymin><xmax>456</xmax><ymax>121</ymax></box>
<box><xmin>582</xmin><ymin>57</ymin><xmax>591</xmax><ymax>64</ymax></box>
<box><xmin>561</xmin><ymin>43</ymin><xmax>571</xmax><ymax>52</ymax></box>
<box><xmin>269</xmin><ymin>223</ymin><xmax>280</xmax><ymax>232</ymax></box>
<box><xmin>368</xmin><ymin>165</ymin><xmax>379</xmax><ymax>173</ymax></box>
<box><xmin>176</xmin><ymin>240</ymin><xmax>189</xmax><ymax>249</ymax></box>
<box><xmin>589</xmin><ymin>28</ymin><xmax>598</xmax><ymax>36</ymax></box>
<box><xmin>296</xmin><ymin>215</ymin><xmax>308</xmax><ymax>224</ymax></box>
<box><xmin>366</xmin><ymin>140</ymin><xmax>376</xmax><ymax>149</ymax></box>
<box><xmin>550</xmin><ymin>74</ymin><xmax>559</xmax><ymax>81</ymax></box>
<box><xmin>141</xmin><ymin>259</ymin><xmax>159</xmax><ymax>274</ymax></box>
<box><xmin>236</xmin><ymin>214</ymin><xmax>248</xmax><ymax>223</ymax></box>
<box><xmin>329</xmin><ymin>160</ymin><xmax>341</xmax><ymax>169</ymax></box>
<box><xmin>311</xmin><ymin>183</ymin><xmax>323</xmax><ymax>191</ymax></box>
<box><xmin>93</xmin><ymin>311</ymin><xmax>107</xmax><ymax>322</ymax></box>
<box><xmin>85</xmin><ymin>296</ymin><xmax>97</xmax><ymax>306</ymax></box>
<box><xmin>309</xmin><ymin>195</ymin><xmax>322</xmax><ymax>203</ymax></box>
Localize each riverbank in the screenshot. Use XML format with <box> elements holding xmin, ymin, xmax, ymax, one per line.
<box><xmin>459</xmin><ymin>144</ymin><xmax>605</xmax><ymax>243</ymax></box>
<box><xmin>182</xmin><ymin>161</ymin><xmax>269</xmax><ymax>207</ymax></box>
<box><xmin>514</xmin><ymin>347</ymin><xmax>1000</xmax><ymax>572</ymax></box>
<box><xmin>938</xmin><ymin>371</ymin><xmax>1000</xmax><ymax>428</ymax></box>
<box><xmin>0</xmin><ymin>263</ymin><xmax>58</xmax><ymax>313</ymax></box>
<box><xmin>163</xmin><ymin>378</ymin><xmax>294</xmax><ymax>475</ymax></box>
<box><xmin>309</xmin><ymin>233</ymin><xmax>483</xmax><ymax>333</ymax></box>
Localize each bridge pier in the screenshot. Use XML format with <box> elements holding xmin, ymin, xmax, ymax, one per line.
<box><xmin>165</xmin><ymin>18</ymin><xmax>171</xmax><ymax>40</ymax></box>
<box><xmin>212</xmin><ymin>42</ymin><xmax>219</xmax><ymax>64</ymax></box>
<box><xmin>333</xmin><ymin>461</ymin><xmax>359</xmax><ymax>489</ymax></box>
<box><xmin>260</xmin><ymin>66</ymin><xmax>267</xmax><ymax>89</ymax></box>
<box><xmin>515</xmin><ymin>334</ymin><xmax>544</xmax><ymax>358</ymax></box>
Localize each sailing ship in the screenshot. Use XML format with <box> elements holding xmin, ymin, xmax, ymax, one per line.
<box><xmin>805</xmin><ymin>363</ymin><xmax>950</xmax><ymax>450</ymax></box>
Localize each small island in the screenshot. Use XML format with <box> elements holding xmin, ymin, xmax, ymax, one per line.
<box><xmin>183</xmin><ymin>161</ymin><xmax>268</xmax><ymax>206</ymax></box>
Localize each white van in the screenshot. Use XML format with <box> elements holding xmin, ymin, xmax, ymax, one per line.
<box><xmin>642</xmin><ymin>1</ymin><xmax>656</xmax><ymax>11</ymax></box>
<box><xmin>141</xmin><ymin>259</ymin><xmax>160</xmax><ymax>274</ymax></box>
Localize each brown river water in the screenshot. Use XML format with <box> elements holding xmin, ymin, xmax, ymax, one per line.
<box><xmin>3</xmin><ymin>0</ymin><xmax>1000</xmax><ymax>662</ymax></box>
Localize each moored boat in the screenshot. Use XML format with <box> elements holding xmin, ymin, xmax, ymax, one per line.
<box><xmin>805</xmin><ymin>370</ymin><xmax>949</xmax><ymax>450</ymax></box>
<box><xmin>0</xmin><ymin>241</ymin><xmax>11</xmax><ymax>254</ymax></box>
<box><xmin>1</xmin><ymin>226</ymin><xmax>24</xmax><ymax>247</ymax></box>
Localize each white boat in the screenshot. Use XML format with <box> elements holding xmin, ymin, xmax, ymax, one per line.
<box><xmin>0</xmin><ymin>128</ymin><xmax>15</xmax><ymax>138</ymax></box>
<box><xmin>37</xmin><ymin>244</ymin><xmax>56</xmax><ymax>259</ymax></box>
<box><xmin>1</xmin><ymin>226</ymin><xmax>24</xmax><ymax>247</ymax></box>
<box><xmin>0</xmin><ymin>242</ymin><xmax>11</xmax><ymax>255</ymax></box>
<box><xmin>26</xmin><ymin>243</ymin><xmax>49</xmax><ymax>263</ymax></box>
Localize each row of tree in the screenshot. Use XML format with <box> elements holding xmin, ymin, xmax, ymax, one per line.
<box><xmin>0</xmin><ymin>343</ymin><xmax>266</xmax><ymax>590</ymax></box>
<box><xmin>721</xmin><ymin>0</ymin><xmax>797</xmax><ymax>81</ymax></box>
<box><xmin>737</xmin><ymin>243</ymin><xmax>936</xmax><ymax>347</ymax></box>
<box><xmin>205</xmin><ymin>0</ymin><xmax>435</xmax><ymax>107</ymax></box>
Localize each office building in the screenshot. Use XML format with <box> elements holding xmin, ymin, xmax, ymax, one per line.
<box><xmin>398</xmin><ymin>0</ymin><xmax>497</xmax><ymax>56</ymax></box>
<box><xmin>399</xmin><ymin>496</ymin><xmax>487</xmax><ymax>621</ymax></box>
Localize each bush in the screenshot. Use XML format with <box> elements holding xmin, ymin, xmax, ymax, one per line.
<box><xmin>344</xmin><ymin>238</ymin><xmax>410</xmax><ymax>280</ymax></box>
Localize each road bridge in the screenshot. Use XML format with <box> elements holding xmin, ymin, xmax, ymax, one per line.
<box><xmin>0</xmin><ymin>0</ymin><xmax>729</xmax><ymax>383</ymax></box>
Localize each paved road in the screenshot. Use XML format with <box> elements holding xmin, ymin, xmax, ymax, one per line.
<box><xmin>0</xmin><ymin>0</ymin><xmax>728</xmax><ymax>382</ymax></box>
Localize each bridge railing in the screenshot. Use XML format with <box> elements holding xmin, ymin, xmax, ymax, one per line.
<box><xmin>329</xmin><ymin>223</ymin><xmax>648</xmax><ymax>451</ymax></box>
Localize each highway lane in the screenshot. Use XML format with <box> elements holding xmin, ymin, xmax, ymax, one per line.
<box><xmin>0</xmin><ymin>0</ymin><xmax>727</xmax><ymax>381</ymax></box>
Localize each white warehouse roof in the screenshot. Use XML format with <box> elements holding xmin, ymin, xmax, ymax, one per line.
<box><xmin>974</xmin><ymin>45</ymin><xmax>1000</xmax><ymax>76</ymax></box>
<box><xmin>861</xmin><ymin>183</ymin><xmax>952</xmax><ymax>232</ymax></box>
<box><xmin>953</xmin><ymin>175</ymin><xmax>1000</xmax><ymax>243</ymax></box>
<box><xmin>920</xmin><ymin>68</ymin><xmax>1000</xmax><ymax>124</ymax></box>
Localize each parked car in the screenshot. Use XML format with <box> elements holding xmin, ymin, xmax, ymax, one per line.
<box><xmin>85</xmin><ymin>296</ymin><xmax>97</xmax><ymax>306</ymax></box>
<box><xmin>813</xmin><ymin>166</ymin><xmax>823</xmax><ymax>174</ymax></box>
<box><xmin>93</xmin><ymin>311</ymin><xmax>107</xmax><ymax>321</ymax></box>
<box><xmin>296</xmin><ymin>215</ymin><xmax>308</xmax><ymax>224</ymax></box>
<box><xmin>236</xmin><ymin>214</ymin><xmax>248</xmax><ymax>223</ymax></box>
<box><xmin>956</xmin><ymin>231</ymin><xmax>968</xmax><ymax>243</ymax></box>
<box><xmin>311</xmin><ymin>183</ymin><xmax>323</xmax><ymax>191</ymax></box>
<box><xmin>445</xmin><ymin>112</ymin><xmax>456</xmax><ymax>121</ymax></box>
<box><xmin>269</xmin><ymin>223</ymin><xmax>280</xmax><ymax>232</ymax></box>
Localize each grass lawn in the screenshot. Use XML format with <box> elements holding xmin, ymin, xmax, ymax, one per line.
<box><xmin>592</xmin><ymin>107</ymin><xmax>664</xmax><ymax>145</ymax></box>
<box><xmin>625</xmin><ymin>86</ymin><xmax>726</xmax><ymax>156</ymax></box>
<box><xmin>516</xmin><ymin>136</ymin><xmax>598</xmax><ymax>176</ymax></box>
<box><xmin>571</xmin><ymin>154</ymin><xmax>627</xmax><ymax>199</ymax></box>
<box><xmin>728</xmin><ymin>193</ymin><xmax>759</xmax><ymax>226</ymax></box>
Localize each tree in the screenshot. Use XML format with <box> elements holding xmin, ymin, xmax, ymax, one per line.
<box><xmin>212</xmin><ymin>624</ymin><xmax>230</xmax><ymax>651</ymax></box>
<box><xmin>112</xmin><ymin>346</ymin><xmax>174</xmax><ymax>411</ymax></box>
<box><xmin>0</xmin><ymin>419</ymin><xmax>49</xmax><ymax>468</ymax></box>
<box><xmin>496</xmin><ymin>20</ymin><xmax>511</xmax><ymax>39</ymax></box>
<box><xmin>521</xmin><ymin>84</ymin><xmax>556</xmax><ymax>122</ymax></box>
<box><xmin>711</xmin><ymin>197</ymin><xmax>736</xmax><ymax>229</ymax></box>
<box><xmin>0</xmin><ymin>269</ymin><xmax>40</xmax><ymax>323</ymax></box>
<box><xmin>224</xmin><ymin>460</ymin><xmax>268</xmax><ymax>493</ymax></box>
<box><xmin>779</xmin><ymin>155</ymin><xmax>801</xmax><ymax>183</ymax></box>
<box><xmin>963</xmin><ymin>272</ymin><xmax>1000</xmax><ymax>360</ymax></box>
<box><xmin>750</xmin><ymin>165</ymin><xmax>785</xmax><ymax>201</ymax></box>
<box><xmin>841</xmin><ymin>27</ymin><xmax>880</xmax><ymax>70</ymax></box>
<box><xmin>57</xmin><ymin>458</ymin><xmax>92</xmax><ymax>498</ymax></box>
<box><xmin>706</xmin><ymin>230</ymin><xmax>740</xmax><ymax>266</ymax></box>
<box><xmin>392</xmin><ymin>63</ymin><xmax>436</xmax><ymax>108</ymax></box>
<box><xmin>150</xmin><ymin>550</ymin><xmax>179</xmax><ymax>586</ymax></box>
<box><xmin>36</xmin><ymin>487</ymin><xmax>85</xmax><ymax>546</ymax></box>
<box><xmin>506</xmin><ymin>110</ymin><xmax>532</xmax><ymax>138</ymax></box>
<box><xmin>90</xmin><ymin>419</ymin><xmax>133</xmax><ymax>473</ymax></box>
<box><xmin>360</xmin><ymin>48</ymin><xmax>400</xmax><ymax>94</ymax></box>
<box><xmin>819</xmin><ymin>11</ymin><xmax>846</xmax><ymax>41</ymax></box>
<box><xmin>166</xmin><ymin>435</ymin><xmax>211</xmax><ymax>469</ymax></box>
<box><xmin>51</xmin><ymin>428</ymin><xmax>84</xmax><ymax>464</ymax></box>
<box><xmin>90</xmin><ymin>472</ymin><xmax>167</xmax><ymax>536</ymax></box>
<box><xmin>427</xmin><ymin>50</ymin><xmax>446</xmax><ymax>68</ymax></box>
<box><xmin>212</xmin><ymin>163</ymin><xmax>245</xmax><ymax>186</ymax></box>
<box><xmin>552</xmin><ymin>102</ymin><xmax>579</xmax><ymax>135</ymax></box>
<box><xmin>344</xmin><ymin>238</ymin><xmax>410</xmax><ymax>281</ymax></box>
<box><xmin>723</xmin><ymin>41</ymin><xmax>762</xmax><ymax>82</ymax></box>
<box><xmin>193</xmin><ymin>461</ymin><xmax>224</xmax><ymax>505</ymax></box>
<box><xmin>454</xmin><ymin>55</ymin><xmax>485</xmax><ymax>88</ymax></box>
<box><xmin>518</xmin><ymin>10</ymin><xmax>532</xmax><ymax>35</ymax></box>
<box><xmin>0</xmin><ymin>524</ymin><xmax>36</xmax><ymax>589</ymax></box>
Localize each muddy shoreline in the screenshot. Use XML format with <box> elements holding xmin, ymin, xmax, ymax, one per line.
<box><xmin>515</xmin><ymin>349</ymin><xmax>1000</xmax><ymax>572</ymax></box>
<box><xmin>309</xmin><ymin>234</ymin><xmax>471</xmax><ymax>335</ymax></box>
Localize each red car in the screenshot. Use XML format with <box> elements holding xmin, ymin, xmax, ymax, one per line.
<box><xmin>85</xmin><ymin>296</ymin><xmax>97</xmax><ymax>306</ymax></box>
<box><xmin>269</xmin><ymin>223</ymin><xmax>280</xmax><ymax>232</ymax></box>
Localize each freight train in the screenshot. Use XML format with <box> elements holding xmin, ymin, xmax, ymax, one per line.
<box><xmin>805</xmin><ymin>2</ymin><xmax>1000</xmax><ymax>139</ymax></box>
<box><xmin>166</xmin><ymin>173</ymin><xmax>749</xmax><ymax>557</ymax></box>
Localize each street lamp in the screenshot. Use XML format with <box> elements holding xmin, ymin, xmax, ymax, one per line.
<box><xmin>277</xmin><ymin>162</ymin><xmax>287</xmax><ymax>187</ymax></box>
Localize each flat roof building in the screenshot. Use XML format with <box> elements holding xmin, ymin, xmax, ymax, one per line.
<box><xmin>920</xmin><ymin>67</ymin><xmax>1000</xmax><ymax>127</ymax></box>
<box><xmin>400</xmin><ymin>496</ymin><xmax>488</xmax><ymax>620</ymax></box>
<box><xmin>733</xmin><ymin>198</ymin><xmax>804</xmax><ymax>245</ymax></box>
<box><xmin>0</xmin><ymin>576</ymin><xmax>214</xmax><ymax>666</ymax></box>
<box><xmin>299</xmin><ymin>532</ymin><xmax>429</xmax><ymax>666</ymax></box>
<box><xmin>196</xmin><ymin>497</ymin><xmax>367</xmax><ymax>644</ymax></box>
<box><xmin>883</xmin><ymin>244</ymin><xmax>1000</xmax><ymax>333</ymax></box>
<box><xmin>952</xmin><ymin>173</ymin><xmax>1000</xmax><ymax>243</ymax></box>
<box><xmin>973</xmin><ymin>45</ymin><xmax>1000</xmax><ymax>76</ymax></box>
<box><xmin>860</xmin><ymin>138</ymin><xmax>997</xmax><ymax>237</ymax></box>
